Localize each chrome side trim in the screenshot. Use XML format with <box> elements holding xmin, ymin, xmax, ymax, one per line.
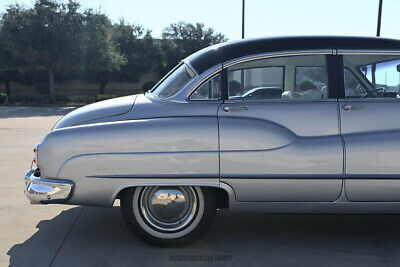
<box><xmin>223</xmin><ymin>49</ymin><xmax>334</xmax><ymax>69</ymax></box>
<box><xmin>223</xmin><ymin>98</ymin><xmax>337</xmax><ymax>104</ymax></box>
<box><xmin>227</xmin><ymin>201</ymin><xmax>400</xmax><ymax>214</ymax></box>
<box><xmin>182</xmin><ymin>59</ymin><xmax>199</xmax><ymax>76</ymax></box>
<box><xmin>338</xmin><ymin>49</ymin><xmax>400</xmax><ymax>55</ymax></box>
<box><xmin>24</xmin><ymin>169</ymin><xmax>74</xmax><ymax>204</ymax></box>
<box><xmin>338</xmin><ymin>98</ymin><xmax>400</xmax><ymax>103</ymax></box>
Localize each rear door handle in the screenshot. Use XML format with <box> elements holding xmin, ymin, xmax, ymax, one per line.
<box><xmin>342</xmin><ymin>105</ymin><xmax>365</xmax><ymax>111</ymax></box>
<box><xmin>223</xmin><ymin>106</ymin><xmax>248</xmax><ymax>112</ymax></box>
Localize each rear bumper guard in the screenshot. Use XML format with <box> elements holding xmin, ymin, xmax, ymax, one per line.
<box><xmin>24</xmin><ymin>169</ymin><xmax>74</xmax><ymax>204</ymax></box>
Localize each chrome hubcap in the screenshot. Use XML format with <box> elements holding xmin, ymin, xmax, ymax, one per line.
<box><xmin>139</xmin><ymin>186</ymin><xmax>198</xmax><ymax>232</ymax></box>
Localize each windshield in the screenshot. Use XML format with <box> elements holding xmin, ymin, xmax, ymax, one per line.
<box><xmin>150</xmin><ymin>63</ymin><xmax>195</xmax><ymax>98</ymax></box>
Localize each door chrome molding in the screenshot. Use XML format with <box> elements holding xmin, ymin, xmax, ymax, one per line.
<box><xmin>223</xmin><ymin>49</ymin><xmax>334</xmax><ymax>69</ymax></box>
<box><xmin>87</xmin><ymin>174</ymin><xmax>219</xmax><ymax>179</ymax></box>
<box><xmin>227</xmin><ymin>201</ymin><xmax>400</xmax><ymax>214</ymax></box>
<box><xmin>338</xmin><ymin>98</ymin><xmax>400</xmax><ymax>103</ymax></box>
<box><xmin>223</xmin><ymin>98</ymin><xmax>337</xmax><ymax>104</ymax></box>
<box><xmin>337</xmin><ymin>49</ymin><xmax>400</xmax><ymax>55</ymax></box>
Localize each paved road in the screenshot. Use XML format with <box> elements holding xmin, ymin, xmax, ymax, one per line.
<box><xmin>2</xmin><ymin>105</ymin><xmax>400</xmax><ymax>267</ymax></box>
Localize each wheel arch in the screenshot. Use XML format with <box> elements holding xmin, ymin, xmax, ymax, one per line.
<box><xmin>114</xmin><ymin>182</ymin><xmax>232</xmax><ymax>209</ymax></box>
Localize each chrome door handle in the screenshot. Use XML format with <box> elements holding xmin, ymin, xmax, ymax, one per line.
<box><xmin>223</xmin><ymin>106</ymin><xmax>248</xmax><ymax>112</ymax></box>
<box><xmin>342</xmin><ymin>104</ymin><xmax>365</xmax><ymax>111</ymax></box>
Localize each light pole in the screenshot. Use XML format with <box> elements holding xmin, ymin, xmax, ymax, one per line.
<box><xmin>240</xmin><ymin>0</ymin><xmax>246</xmax><ymax>94</ymax></box>
<box><xmin>377</xmin><ymin>0</ymin><xmax>383</xmax><ymax>37</ymax></box>
<box><xmin>373</xmin><ymin>0</ymin><xmax>383</xmax><ymax>87</ymax></box>
<box><xmin>242</xmin><ymin>0</ymin><xmax>245</xmax><ymax>39</ymax></box>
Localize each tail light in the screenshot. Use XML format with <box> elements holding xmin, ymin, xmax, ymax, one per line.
<box><xmin>32</xmin><ymin>145</ymin><xmax>38</xmax><ymax>169</ymax></box>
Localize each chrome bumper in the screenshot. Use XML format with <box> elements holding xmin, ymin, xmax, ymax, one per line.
<box><xmin>24</xmin><ymin>169</ymin><xmax>74</xmax><ymax>204</ymax></box>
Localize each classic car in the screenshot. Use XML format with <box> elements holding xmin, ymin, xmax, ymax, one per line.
<box><xmin>25</xmin><ymin>36</ymin><xmax>400</xmax><ymax>246</ymax></box>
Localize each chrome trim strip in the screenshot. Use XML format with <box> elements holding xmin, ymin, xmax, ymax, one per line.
<box><xmin>24</xmin><ymin>169</ymin><xmax>74</xmax><ymax>204</ymax></box>
<box><xmin>224</xmin><ymin>98</ymin><xmax>337</xmax><ymax>104</ymax></box>
<box><xmin>338</xmin><ymin>98</ymin><xmax>400</xmax><ymax>102</ymax></box>
<box><xmin>223</xmin><ymin>49</ymin><xmax>334</xmax><ymax>69</ymax></box>
<box><xmin>338</xmin><ymin>49</ymin><xmax>400</xmax><ymax>55</ymax></box>
<box><xmin>87</xmin><ymin>174</ymin><xmax>219</xmax><ymax>179</ymax></box>
<box><xmin>228</xmin><ymin>201</ymin><xmax>400</xmax><ymax>214</ymax></box>
<box><xmin>182</xmin><ymin>59</ymin><xmax>199</xmax><ymax>76</ymax></box>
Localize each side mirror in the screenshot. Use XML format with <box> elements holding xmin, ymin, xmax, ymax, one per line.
<box><xmin>397</xmin><ymin>64</ymin><xmax>400</xmax><ymax>72</ymax></box>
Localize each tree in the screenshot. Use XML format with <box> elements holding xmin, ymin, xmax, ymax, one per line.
<box><xmin>160</xmin><ymin>21</ymin><xmax>227</xmax><ymax>74</ymax></box>
<box><xmin>110</xmin><ymin>21</ymin><xmax>158</xmax><ymax>85</ymax></box>
<box><xmin>0</xmin><ymin>27</ymin><xmax>18</xmax><ymax>98</ymax></box>
<box><xmin>83</xmin><ymin>12</ymin><xmax>126</xmax><ymax>95</ymax></box>
<box><xmin>1</xmin><ymin>0</ymin><xmax>87</xmax><ymax>102</ymax></box>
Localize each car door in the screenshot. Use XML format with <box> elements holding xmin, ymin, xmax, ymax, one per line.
<box><xmin>338</xmin><ymin>51</ymin><xmax>400</xmax><ymax>201</ymax></box>
<box><xmin>218</xmin><ymin>51</ymin><xmax>344</xmax><ymax>202</ymax></box>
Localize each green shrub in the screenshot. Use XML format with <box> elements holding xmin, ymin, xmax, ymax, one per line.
<box><xmin>67</xmin><ymin>96</ymin><xmax>96</xmax><ymax>104</ymax></box>
<box><xmin>67</xmin><ymin>95</ymin><xmax>117</xmax><ymax>105</ymax></box>
<box><xmin>142</xmin><ymin>81</ymin><xmax>156</xmax><ymax>93</ymax></box>
<box><xmin>97</xmin><ymin>94</ymin><xmax>117</xmax><ymax>101</ymax></box>
<box><xmin>0</xmin><ymin>93</ymin><xmax>9</xmax><ymax>104</ymax></box>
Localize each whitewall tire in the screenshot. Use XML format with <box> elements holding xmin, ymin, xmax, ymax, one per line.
<box><xmin>121</xmin><ymin>186</ymin><xmax>216</xmax><ymax>246</ymax></box>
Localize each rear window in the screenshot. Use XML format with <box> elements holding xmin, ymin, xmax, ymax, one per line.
<box><xmin>150</xmin><ymin>64</ymin><xmax>195</xmax><ymax>98</ymax></box>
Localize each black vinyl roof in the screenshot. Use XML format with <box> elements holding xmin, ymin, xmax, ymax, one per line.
<box><xmin>185</xmin><ymin>36</ymin><xmax>400</xmax><ymax>74</ymax></box>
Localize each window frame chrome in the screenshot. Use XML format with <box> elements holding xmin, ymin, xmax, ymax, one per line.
<box><xmin>222</xmin><ymin>49</ymin><xmax>335</xmax><ymax>103</ymax></box>
<box><xmin>161</xmin><ymin>49</ymin><xmax>400</xmax><ymax>104</ymax></box>
<box><xmin>223</xmin><ymin>49</ymin><xmax>334</xmax><ymax>69</ymax></box>
<box><xmin>337</xmin><ymin>49</ymin><xmax>400</xmax><ymax>56</ymax></box>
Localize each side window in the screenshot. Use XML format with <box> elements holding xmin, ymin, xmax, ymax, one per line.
<box><xmin>190</xmin><ymin>73</ymin><xmax>221</xmax><ymax>100</ymax></box>
<box><xmin>343</xmin><ymin>55</ymin><xmax>400</xmax><ymax>99</ymax></box>
<box><xmin>295</xmin><ymin>66</ymin><xmax>328</xmax><ymax>99</ymax></box>
<box><xmin>227</xmin><ymin>55</ymin><xmax>329</xmax><ymax>100</ymax></box>
<box><xmin>344</xmin><ymin>69</ymin><xmax>367</xmax><ymax>98</ymax></box>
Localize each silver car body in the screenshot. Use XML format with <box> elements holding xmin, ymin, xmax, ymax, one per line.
<box><xmin>25</xmin><ymin>36</ymin><xmax>400</xmax><ymax>214</ymax></box>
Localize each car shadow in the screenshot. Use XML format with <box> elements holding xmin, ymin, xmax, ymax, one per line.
<box><xmin>8</xmin><ymin>206</ymin><xmax>400</xmax><ymax>266</ymax></box>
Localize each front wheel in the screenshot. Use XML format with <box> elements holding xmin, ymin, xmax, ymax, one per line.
<box><xmin>120</xmin><ymin>186</ymin><xmax>216</xmax><ymax>246</ymax></box>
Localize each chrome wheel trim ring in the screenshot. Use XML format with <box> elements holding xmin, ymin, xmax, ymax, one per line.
<box><xmin>140</xmin><ymin>186</ymin><xmax>197</xmax><ymax>232</ymax></box>
<box><xmin>133</xmin><ymin>186</ymin><xmax>205</xmax><ymax>239</ymax></box>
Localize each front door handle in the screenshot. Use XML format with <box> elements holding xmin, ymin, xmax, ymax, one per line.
<box><xmin>342</xmin><ymin>104</ymin><xmax>365</xmax><ymax>111</ymax></box>
<box><xmin>223</xmin><ymin>106</ymin><xmax>248</xmax><ymax>112</ymax></box>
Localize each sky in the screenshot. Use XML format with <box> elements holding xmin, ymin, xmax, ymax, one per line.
<box><xmin>1</xmin><ymin>0</ymin><xmax>399</xmax><ymax>41</ymax></box>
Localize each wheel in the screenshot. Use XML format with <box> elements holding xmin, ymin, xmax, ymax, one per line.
<box><xmin>120</xmin><ymin>186</ymin><xmax>216</xmax><ymax>247</ymax></box>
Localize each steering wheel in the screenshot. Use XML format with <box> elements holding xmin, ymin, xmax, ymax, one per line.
<box><xmin>361</xmin><ymin>87</ymin><xmax>385</xmax><ymax>98</ymax></box>
<box><xmin>373</xmin><ymin>87</ymin><xmax>386</xmax><ymax>96</ymax></box>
